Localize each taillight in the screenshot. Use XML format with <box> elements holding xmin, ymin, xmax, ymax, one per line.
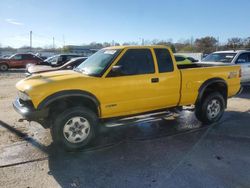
<box><xmin>239</xmin><ymin>69</ymin><xmax>242</xmax><ymax>78</ymax></box>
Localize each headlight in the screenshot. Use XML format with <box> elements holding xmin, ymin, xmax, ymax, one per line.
<box><xmin>18</xmin><ymin>91</ymin><xmax>31</xmax><ymax>101</ymax></box>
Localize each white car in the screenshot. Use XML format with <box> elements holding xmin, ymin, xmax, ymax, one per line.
<box><xmin>201</xmin><ymin>50</ymin><xmax>250</xmax><ymax>83</ymax></box>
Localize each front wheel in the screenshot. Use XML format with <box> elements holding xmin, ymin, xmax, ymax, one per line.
<box><xmin>51</xmin><ymin>107</ymin><xmax>98</xmax><ymax>151</ymax></box>
<box><xmin>195</xmin><ymin>92</ymin><xmax>225</xmax><ymax>124</ymax></box>
<box><xmin>0</xmin><ymin>64</ymin><xmax>8</xmax><ymax>71</ymax></box>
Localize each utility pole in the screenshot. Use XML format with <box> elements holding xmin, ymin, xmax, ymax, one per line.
<box><xmin>139</xmin><ymin>37</ymin><xmax>144</xmax><ymax>45</ymax></box>
<box><xmin>63</xmin><ymin>35</ymin><xmax>65</xmax><ymax>47</ymax></box>
<box><xmin>30</xmin><ymin>31</ymin><xmax>32</xmax><ymax>52</ymax></box>
<box><xmin>216</xmin><ymin>37</ymin><xmax>219</xmax><ymax>51</ymax></box>
<box><xmin>53</xmin><ymin>37</ymin><xmax>55</xmax><ymax>53</ymax></box>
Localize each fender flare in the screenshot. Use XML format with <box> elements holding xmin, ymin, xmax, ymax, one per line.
<box><xmin>37</xmin><ymin>90</ymin><xmax>100</xmax><ymax>111</ymax></box>
<box><xmin>196</xmin><ymin>77</ymin><xmax>228</xmax><ymax>104</ymax></box>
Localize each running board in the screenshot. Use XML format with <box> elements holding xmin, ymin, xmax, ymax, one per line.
<box><xmin>103</xmin><ymin>111</ymin><xmax>173</xmax><ymax>128</ymax></box>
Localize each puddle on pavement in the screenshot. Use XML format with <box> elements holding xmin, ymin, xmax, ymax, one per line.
<box><xmin>0</xmin><ymin>110</ymin><xmax>203</xmax><ymax>167</ymax></box>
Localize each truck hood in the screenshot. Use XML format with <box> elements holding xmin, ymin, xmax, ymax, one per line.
<box><xmin>16</xmin><ymin>70</ymin><xmax>90</xmax><ymax>92</ymax></box>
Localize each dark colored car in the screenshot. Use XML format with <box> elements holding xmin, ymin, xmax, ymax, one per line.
<box><xmin>0</xmin><ymin>53</ymin><xmax>43</xmax><ymax>71</ymax></box>
<box><xmin>26</xmin><ymin>57</ymin><xmax>87</xmax><ymax>76</ymax></box>
<box><xmin>38</xmin><ymin>54</ymin><xmax>81</xmax><ymax>67</ymax></box>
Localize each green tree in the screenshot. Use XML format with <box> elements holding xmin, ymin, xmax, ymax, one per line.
<box><xmin>244</xmin><ymin>37</ymin><xmax>250</xmax><ymax>49</ymax></box>
<box><xmin>195</xmin><ymin>36</ymin><xmax>218</xmax><ymax>53</ymax></box>
<box><xmin>155</xmin><ymin>40</ymin><xmax>176</xmax><ymax>53</ymax></box>
<box><xmin>227</xmin><ymin>37</ymin><xmax>244</xmax><ymax>50</ymax></box>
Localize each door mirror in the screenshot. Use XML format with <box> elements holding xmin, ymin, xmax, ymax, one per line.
<box><xmin>112</xmin><ymin>65</ymin><xmax>122</xmax><ymax>72</ymax></box>
<box><xmin>108</xmin><ymin>65</ymin><xmax>122</xmax><ymax>77</ymax></box>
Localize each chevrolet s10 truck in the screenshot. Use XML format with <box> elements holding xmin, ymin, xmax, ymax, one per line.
<box><xmin>13</xmin><ymin>46</ymin><xmax>241</xmax><ymax>150</ymax></box>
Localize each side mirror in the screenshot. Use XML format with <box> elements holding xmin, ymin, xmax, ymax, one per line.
<box><xmin>112</xmin><ymin>65</ymin><xmax>122</xmax><ymax>72</ymax></box>
<box><xmin>108</xmin><ymin>65</ymin><xmax>122</xmax><ymax>77</ymax></box>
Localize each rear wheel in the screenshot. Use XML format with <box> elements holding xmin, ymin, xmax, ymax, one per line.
<box><xmin>195</xmin><ymin>92</ymin><xmax>225</xmax><ymax>124</ymax></box>
<box><xmin>0</xmin><ymin>64</ymin><xmax>8</xmax><ymax>71</ymax></box>
<box><xmin>51</xmin><ymin>106</ymin><xmax>98</xmax><ymax>151</ymax></box>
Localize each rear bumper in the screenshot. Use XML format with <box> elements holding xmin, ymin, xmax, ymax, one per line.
<box><xmin>13</xmin><ymin>98</ymin><xmax>48</xmax><ymax>121</ymax></box>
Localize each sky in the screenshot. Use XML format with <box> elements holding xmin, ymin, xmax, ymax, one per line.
<box><xmin>0</xmin><ymin>0</ymin><xmax>250</xmax><ymax>48</ymax></box>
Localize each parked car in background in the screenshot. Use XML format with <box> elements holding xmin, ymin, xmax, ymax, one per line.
<box><xmin>174</xmin><ymin>55</ymin><xmax>193</xmax><ymax>64</ymax></box>
<box><xmin>26</xmin><ymin>57</ymin><xmax>87</xmax><ymax>76</ymax></box>
<box><xmin>0</xmin><ymin>53</ymin><xmax>43</xmax><ymax>71</ymax></box>
<box><xmin>38</xmin><ymin>54</ymin><xmax>81</xmax><ymax>67</ymax></box>
<box><xmin>201</xmin><ymin>50</ymin><xmax>250</xmax><ymax>83</ymax></box>
<box><xmin>0</xmin><ymin>55</ymin><xmax>10</xmax><ymax>59</ymax></box>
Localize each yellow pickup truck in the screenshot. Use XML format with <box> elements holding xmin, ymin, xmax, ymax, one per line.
<box><xmin>13</xmin><ymin>46</ymin><xmax>241</xmax><ymax>150</ymax></box>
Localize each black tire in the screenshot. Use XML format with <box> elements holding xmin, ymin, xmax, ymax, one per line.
<box><xmin>51</xmin><ymin>106</ymin><xmax>98</xmax><ymax>151</ymax></box>
<box><xmin>195</xmin><ymin>92</ymin><xmax>225</xmax><ymax>124</ymax></box>
<box><xmin>0</xmin><ymin>63</ymin><xmax>8</xmax><ymax>71</ymax></box>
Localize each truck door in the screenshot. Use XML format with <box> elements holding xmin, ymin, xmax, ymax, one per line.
<box><xmin>235</xmin><ymin>52</ymin><xmax>250</xmax><ymax>82</ymax></box>
<box><xmin>102</xmin><ymin>48</ymin><xmax>165</xmax><ymax>117</ymax></box>
<box><xmin>153</xmin><ymin>48</ymin><xmax>181</xmax><ymax>107</ymax></box>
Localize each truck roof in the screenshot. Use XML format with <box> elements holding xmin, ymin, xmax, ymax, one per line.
<box><xmin>104</xmin><ymin>45</ymin><xmax>170</xmax><ymax>50</ymax></box>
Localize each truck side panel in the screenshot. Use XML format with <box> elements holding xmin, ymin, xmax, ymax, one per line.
<box><xmin>179</xmin><ymin>65</ymin><xmax>241</xmax><ymax>106</ymax></box>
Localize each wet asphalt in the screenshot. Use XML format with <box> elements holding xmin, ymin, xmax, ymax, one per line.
<box><xmin>0</xmin><ymin>86</ymin><xmax>250</xmax><ymax>188</ymax></box>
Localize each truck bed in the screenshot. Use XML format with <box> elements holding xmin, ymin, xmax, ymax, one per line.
<box><xmin>178</xmin><ymin>63</ymin><xmax>241</xmax><ymax>106</ymax></box>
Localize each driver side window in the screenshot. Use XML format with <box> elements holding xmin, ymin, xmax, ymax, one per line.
<box><xmin>108</xmin><ymin>49</ymin><xmax>155</xmax><ymax>77</ymax></box>
<box><xmin>236</xmin><ymin>53</ymin><xmax>250</xmax><ymax>64</ymax></box>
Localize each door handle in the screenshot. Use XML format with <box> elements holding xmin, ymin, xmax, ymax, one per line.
<box><xmin>151</xmin><ymin>78</ymin><xmax>159</xmax><ymax>83</ymax></box>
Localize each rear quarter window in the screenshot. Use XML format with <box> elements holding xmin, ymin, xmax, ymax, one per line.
<box><xmin>154</xmin><ymin>48</ymin><xmax>174</xmax><ymax>73</ymax></box>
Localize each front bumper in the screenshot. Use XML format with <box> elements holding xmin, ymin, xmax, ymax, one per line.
<box><xmin>13</xmin><ymin>98</ymin><xmax>48</xmax><ymax>121</ymax></box>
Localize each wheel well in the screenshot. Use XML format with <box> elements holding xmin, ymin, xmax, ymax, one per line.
<box><xmin>197</xmin><ymin>82</ymin><xmax>228</xmax><ymax>106</ymax></box>
<box><xmin>45</xmin><ymin>96</ymin><xmax>100</xmax><ymax>127</ymax></box>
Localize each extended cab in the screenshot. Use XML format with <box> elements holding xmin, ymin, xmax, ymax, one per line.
<box><xmin>13</xmin><ymin>46</ymin><xmax>241</xmax><ymax>150</ymax></box>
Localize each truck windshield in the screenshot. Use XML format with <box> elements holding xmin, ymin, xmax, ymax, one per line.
<box><xmin>76</xmin><ymin>49</ymin><xmax>121</xmax><ymax>76</ymax></box>
<box><xmin>202</xmin><ymin>53</ymin><xmax>236</xmax><ymax>63</ymax></box>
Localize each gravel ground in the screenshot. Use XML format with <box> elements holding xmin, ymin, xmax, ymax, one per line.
<box><xmin>0</xmin><ymin>71</ymin><xmax>249</xmax><ymax>188</ymax></box>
